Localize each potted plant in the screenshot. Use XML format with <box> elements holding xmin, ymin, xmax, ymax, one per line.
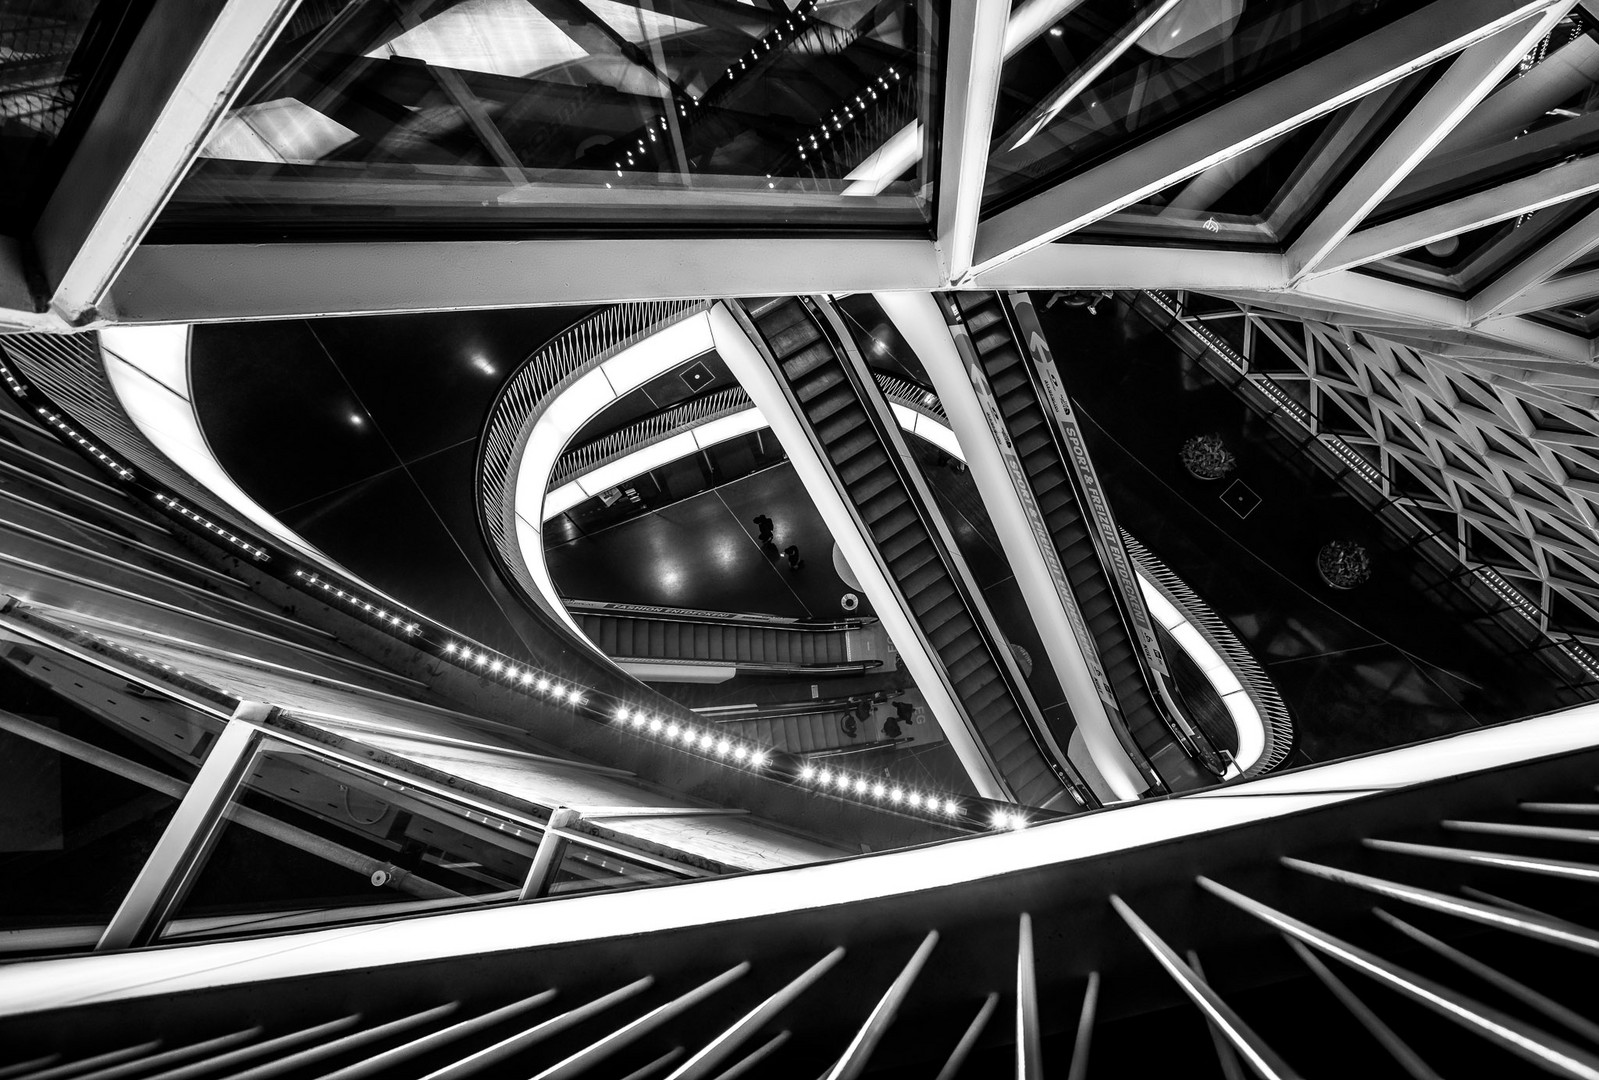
<box><xmin>1180</xmin><ymin>433</ymin><xmax>1236</xmax><ymax>480</ymax></box>
<box><xmin>1317</xmin><ymin>540</ymin><xmax>1372</xmax><ymax>590</ymax></box>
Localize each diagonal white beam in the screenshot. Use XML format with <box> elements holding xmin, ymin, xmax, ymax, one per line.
<box><xmin>1290</xmin><ymin>4</ymin><xmax>1575</xmax><ymax>281</ymax></box>
<box><xmin>996</xmin><ymin>0</ymin><xmax>1184</xmax><ymax>156</ymax></box>
<box><xmin>1470</xmin><ymin>202</ymin><xmax>1599</xmax><ymax>321</ymax></box>
<box><xmin>937</xmin><ymin>1</ymin><xmax>1012</xmax><ymax>284</ymax></box>
<box><xmin>1316</xmin><ymin>153</ymin><xmax>1599</xmax><ymax>274</ymax></box>
<box><xmin>972</xmin><ymin>0</ymin><xmax>1564</xmax><ymax>275</ymax></box>
<box><xmin>844</xmin><ymin>0</ymin><xmax>1090</xmax><ymax>198</ymax></box>
<box><xmin>34</xmin><ymin>0</ymin><xmax>302</xmax><ymax>325</ymax></box>
<box><xmin>1488</xmin><ymin>266</ymin><xmax>1599</xmax><ymax>318</ymax></box>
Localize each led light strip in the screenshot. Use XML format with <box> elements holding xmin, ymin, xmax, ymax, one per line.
<box><xmin>0</xmin><ymin>356</ymin><xmax>27</xmax><ymax>399</ymax></box>
<box><xmin>33</xmin><ymin>406</ymin><xmax>134</xmax><ymax>480</ymax></box>
<box><xmin>610</xmin><ymin>705</ymin><xmax>771</xmax><ymax>771</ymax></box>
<box><xmin>294</xmin><ymin>570</ymin><xmax>417</xmax><ymax>634</ymax></box>
<box><xmin>794</xmin><ymin>761</ymin><xmax>986</xmax><ymax>827</ymax></box>
<box><xmin>156</xmin><ymin>494</ymin><xmax>270</xmax><ymax>560</ymax></box>
<box><xmin>797</xmin><ymin>67</ymin><xmax>900</xmax><ymax>165</ymax></box>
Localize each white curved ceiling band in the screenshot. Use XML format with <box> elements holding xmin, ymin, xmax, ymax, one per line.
<box><xmin>99</xmin><ymin>325</ymin><xmax>428</xmax><ymax>621</ymax></box>
<box><xmin>519</xmin><ymin>318</ymin><xmax>1270</xmax><ymax>774</ymax></box>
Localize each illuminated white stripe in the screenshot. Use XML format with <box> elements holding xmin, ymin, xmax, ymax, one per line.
<box><xmin>531</xmin><ymin>380</ymin><xmax>1269</xmax><ymax>770</ymax></box>
<box><xmin>4</xmin><ymin>702</ymin><xmax>1599</xmax><ymax>1016</ymax></box>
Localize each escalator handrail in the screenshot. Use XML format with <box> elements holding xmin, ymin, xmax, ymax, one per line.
<box><xmin>729</xmin><ymin>297</ymin><xmax>1022</xmax><ymax>804</ymax></box>
<box><xmin>987</xmin><ymin>293</ymin><xmax>1229</xmax><ymax>778</ymax></box>
<box><xmin>803</xmin><ymin>297</ymin><xmax>1096</xmax><ymax>808</ymax></box>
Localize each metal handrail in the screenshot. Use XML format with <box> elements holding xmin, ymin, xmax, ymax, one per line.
<box><xmin>1139</xmin><ymin>289</ymin><xmax>1599</xmax><ymax>689</ymax></box>
<box><xmin>796</xmin><ymin>296</ymin><xmax>1095</xmax><ymax>808</ymax></box>
<box><xmin>477</xmin><ymin>300</ymin><xmax>712</xmax><ymax>615</ymax></box>
<box><xmin>1118</xmin><ymin>532</ymin><xmax>1296</xmax><ymax>777</ymax></box>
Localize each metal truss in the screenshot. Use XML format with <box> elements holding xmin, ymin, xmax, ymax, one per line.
<box><xmin>1186</xmin><ymin>297</ymin><xmax>1599</xmax><ymax>648</ymax></box>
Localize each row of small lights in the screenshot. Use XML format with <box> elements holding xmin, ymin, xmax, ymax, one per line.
<box><xmin>295</xmin><ymin>570</ymin><xmax>419</xmax><ymax>634</ymax></box>
<box><xmin>34</xmin><ymin>406</ymin><xmax>134</xmax><ymax>480</ymax></box>
<box><xmin>0</xmin><ymin>367</ymin><xmax>1025</xmax><ymax>831</ymax></box>
<box><xmin>0</xmin><ymin>357</ymin><xmax>27</xmax><ymax>400</ymax></box>
<box><xmin>607</xmin><ymin>4</ymin><xmax>817</xmax><ymax>186</ymax></box>
<box><xmin>612</xmin><ymin>706</ymin><xmax>770</xmax><ymax>768</ymax></box>
<box><xmin>797</xmin><ymin>68</ymin><xmax>899</xmax><ymax>162</ymax></box>
<box><xmin>155</xmin><ymin>494</ymin><xmax>270</xmax><ymax>561</ymax></box>
<box><xmin>795</xmin><ymin>761</ymin><xmax>992</xmax><ymax>824</ymax></box>
<box><xmin>444</xmin><ymin>640</ymin><xmax>582</xmax><ymax>700</ymax></box>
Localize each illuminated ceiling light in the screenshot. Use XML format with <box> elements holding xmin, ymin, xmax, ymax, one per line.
<box><xmin>732</xmin><ymin>745</ymin><xmax>748</xmax><ymax>761</ymax></box>
<box><xmin>818</xmin><ymin>769</ymin><xmax>833</xmax><ymax>787</ymax></box>
<box><xmin>943</xmin><ymin>799</ymin><xmax>960</xmax><ymax>816</ymax></box>
<box><xmin>800</xmin><ymin>764</ymin><xmax>817</xmax><ymax>781</ymax></box>
<box><xmin>853</xmin><ymin>778</ymin><xmax>868</xmax><ymax>795</ymax></box>
<box><xmin>648</xmin><ymin>717</ymin><xmax>663</xmax><ymax>733</ymax></box>
<box><xmin>889</xmin><ymin>787</ymin><xmax>903</xmax><ymax>803</ymax></box>
<box><xmin>715</xmin><ymin>738</ymin><xmax>731</xmax><ymax>756</ymax></box>
<box><xmin>872</xmin><ymin>783</ymin><xmax>886</xmax><ymax>798</ymax></box>
<box><xmin>443</xmin><ymin>643</ymin><xmax>457</xmax><ymax>654</ymax></box>
<box><xmin>519</xmin><ymin>671</ymin><xmax>533</xmax><ymax>685</ymax></box>
<box><xmin>615</xmin><ymin>707</ymin><xmax>630</xmax><ymax>722</ymax></box>
<box><xmin>751</xmin><ymin>751</ymin><xmax>769</xmax><ymax>767</ymax></box>
<box><xmin>536</xmin><ymin>677</ymin><xmax>550</xmax><ymax>691</ymax></box>
<box><xmin>991</xmin><ymin>810</ymin><xmax>1010</xmax><ymax>830</ymax></box>
<box><xmin>489</xmin><ymin>659</ymin><xmax>503</xmax><ymax>673</ymax></box>
<box><xmin>665</xmin><ymin>722</ymin><xmax>681</xmax><ymax>739</ymax></box>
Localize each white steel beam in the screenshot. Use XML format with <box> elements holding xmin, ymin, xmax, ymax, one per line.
<box><xmin>937</xmin><ymin>0</ymin><xmax>1011</xmax><ymax>283</ymax></box>
<box><xmin>1486</xmin><ymin>267</ymin><xmax>1599</xmax><ymax>317</ymax></box>
<box><xmin>1226</xmin><ymin>269</ymin><xmax>1595</xmax><ymax>365</ymax></box>
<box><xmin>1316</xmin><ymin>153</ymin><xmax>1599</xmax><ymax>274</ymax></box>
<box><xmin>33</xmin><ymin>0</ymin><xmax>302</xmax><ymax>325</ymax></box>
<box><xmin>879</xmin><ymin>291</ymin><xmax>1145</xmax><ymax>801</ymax></box>
<box><xmin>972</xmin><ymin>0</ymin><xmax>1562</xmax><ymax>274</ymax></box>
<box><xmin>1470</xmin><ymin>202</ymin><xmax>1599</xmax><ymax>321</ymax></box>
<box><xmin>108</xmin><ymin>239</ymin><xmax>944</xmax><ymax>323</ymax></box>
<box><xmin>707</xmin><ymin>302</ymin><xmax>1011</xmax><ymax>801</ymax></box>
<box><xmin>1290</xmin><ymin>5</ymin><xmax>1574</xmax><ymax>281</ymax></box>
<box><xmin>969</xmin><ymin>243</ymin><xmax>1287</xmax><ymax>292</ymax></box>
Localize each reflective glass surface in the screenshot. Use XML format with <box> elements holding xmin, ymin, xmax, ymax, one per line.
<box><xmin>159</xmin><ymin>0</ymin><xmax>941</xmax><ymax>236</ymax></box>
<box><xmin>1370</xmin><ymin>16</ymin><xmax>1599</xmax><ymax>224</ymax></box>
<box><xmin>0</xmin><ymin>640</ymin><xmax>194</xmax><ymax>956</ymax></box>
<box><xmin>1371</xmin><ymin>193</ymin><xmax>1599</xmax><ymax>296</ymax></box>
<box><xmin>163</xmin><ymin>743</ymin><xmax>537</xmax><ymax>940</ymax></box>
<box><xmin>984</xmin><ymin>0</ymin><xmax>1430</xmax><ymax>213</ymax></box>
<box><xmin>1074</xmin><ymin>77</ymin><xmax>1424</xmax><ymax>247</ymax></box>
<box><xmin>0</xmin><ymin>0</ymin><xmax>144</xmax><ymax>233</ymax></box>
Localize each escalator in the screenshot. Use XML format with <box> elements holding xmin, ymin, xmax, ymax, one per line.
<box><xmin>571</xmin><ymin>603</ymin><xmax>877</xmax><ymax>676</ymax></box>
<box><xmin>951</xmin><ymin>292</ymin><xmax>1221</xmax><ymax>786</ymax></box>
<box><xmin>737</xmin><ymin>296</ymin><xmax>1088</xmax><ymax>809</ymax></box>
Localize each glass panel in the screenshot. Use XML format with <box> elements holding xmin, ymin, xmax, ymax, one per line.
<box><xmin>983</xmin><ymin>0</ymin><xmax>1432</xmax><ymax>212</ymax></box>
<box><xmin>0</xmin><ymin>642</ymin><xmax>191</xmax><ymax>956</ymax></box>
<box><xmin>1371</xmin><ymin>15</ymin><xmax>1599</xmax><ymax>222</ymax></box>
<box><xmin>157</xmin><ymin>0</ymin><xmax>941</xmax><ymax>237</ymax></box>
<box><xmin>0</xmin><ymin>0</ymin><xmax>145</xmax><ymax>233</ymax></box>
<box><xmin>161</xmin><ymin>742</ymin><xmax>538</xmax><ymax>941</ymax></box>
<box><xmin>1074</xmin><ymin>77</ymin><xmax>1423</xmax><ymax>246</ymax></box>
<box><xmin>1369</xmin><ymin>194</ymin><xmax>1599</xmax><ymax>296</ymax></box>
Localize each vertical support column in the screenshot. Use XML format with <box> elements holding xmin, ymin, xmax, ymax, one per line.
<box><xmin>879</xmin><ymin>291</ymin><xmax>1146</xmax><ymax>801</ymax></box>
<box><xmin>97</xmin><ymin>701</ymin><xmax>268</xmax><ymax>950</ymax></box>
<box><xmin>710</xmin><ymin>301</ymin><xmax>1010</xmax><ymax>801</ymax></box>
<box><xmin>520</xmin><ymin>807</ymin><xmax>581</xmax><ymax>901</ymax></box>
